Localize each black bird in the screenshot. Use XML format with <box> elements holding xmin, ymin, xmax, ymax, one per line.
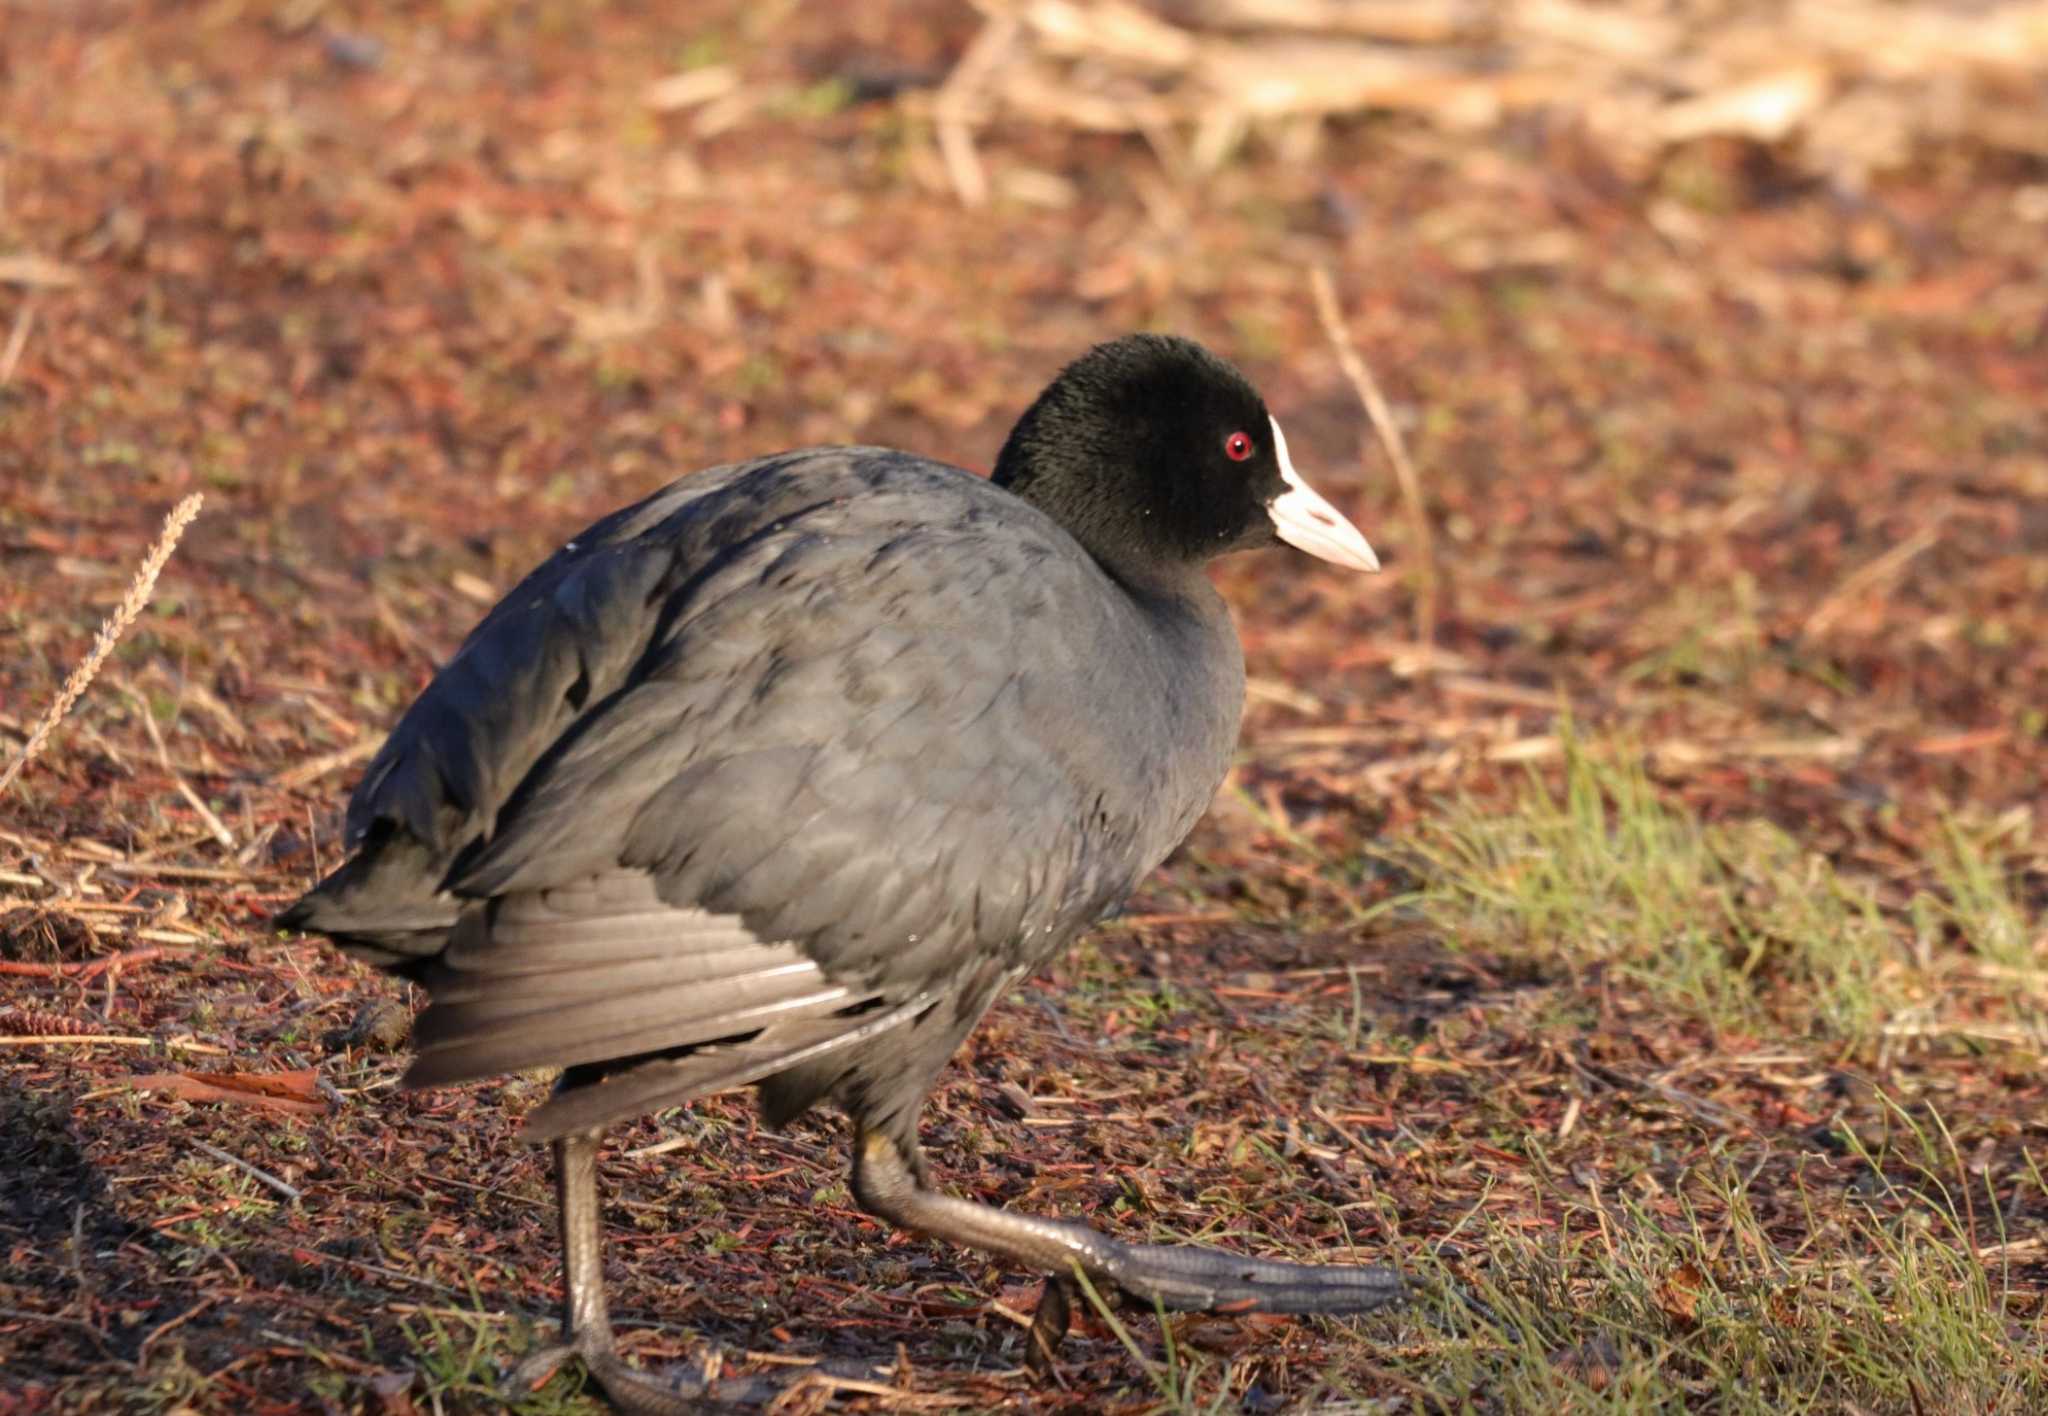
<box><xmin>281</xmin><ymin>334</ymin><xmax>1401</xmax><ymax>1411</ymax></box>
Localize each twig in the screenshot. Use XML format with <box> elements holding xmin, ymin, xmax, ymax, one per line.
<box><xmin>94</xmin><ymin>859</ymin><xmax>255</xmax><ymax>882</ymax></box>
<box><xmin>81</xmin><ymin>944</ymin><xmax>172</xmax><ymax>979</ymax></box>
<box><xmin>0</xmin><ymin>253</ymin><xmax>82</xmax><ymax>288</ymax></box>
<box><xmin>1309</xmin><ymin>266</ymin><xmax>1437</xmax><ymax>654</ymax></box>
<box><xmin>1875</xmin><ymin>1024</ymin><xmax>2039</xmax><ymax>1045</ymax></box>
<box><xmin>0</xmin><ymin>1306</ymin><xmax>116</xmax><ymax>1356</ymax></box>
<box><xmin>1572</xmin><ymin>1054</ymin><xmax>1747</xmax><ymax>1133</ymax></box>
<box><xmin>0</xmin><ymin>293</ymin><xmax>36</xmax><ymax>387</ymax></box>
<box><xmin>0</xmin><ymin>494</ymin><xmax>204</xmax><ymax>798</ymax></box>
<box><xmin>767</xmin><ymin>1373</ymin><xmax>960</xmax><ymax>1411</ymax></box>
<box><xmin>127</xmin><ymin>684</ymin><xmax>237</xmax><ymax>851</ymax></box>
<box><xmin>1802</xmin><ymin>517</ymin><xmax>1945</xmax><ymax>639</ymax></box>
<box><xmin>272</xmin><ymin>736</ymin><xmax>380</xmax><ymax>791</ymax></box>
<box><xmin>190</xmin><ymin>1139</ymin><xmax>303</xmax><ymax>1203</ymax></box>
<box><xmin>137</xmin><ymin>1295</ymin><xmax>223</xmax><ymax>1364</ymax></box>
<box><xmin>281</xmin><ymin>1244</ymin><xmax>478</xmax><ymax>1300</ymax></box>
<box><xmin>0</xmin><ymin>947</ymin><xmax>167</xmax><ymax>979</ymax></box>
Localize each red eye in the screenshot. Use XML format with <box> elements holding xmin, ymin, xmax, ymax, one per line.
<box><xmin>1224</xmin><ymin>431</ymin><xmax>1253</xmax><ymax>461</ymax></box>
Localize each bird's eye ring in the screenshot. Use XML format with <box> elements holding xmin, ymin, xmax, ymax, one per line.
<box><xmin>1224</xmin><ymin>431</ymin><xmax>1253</xmax><ymax>461</ymax></box>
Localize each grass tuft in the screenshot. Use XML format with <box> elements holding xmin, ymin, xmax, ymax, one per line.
<box><xmin>1382</xmin><ymin>737</ymin><xmax>1899</xmax><ymax>1041</ymax></box>
<box><xmin>1372</xmin><ymin>1133</ymin><xmax>2044</xmax><ymax>1414</ymax></box>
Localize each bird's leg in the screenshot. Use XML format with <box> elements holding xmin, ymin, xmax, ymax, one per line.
<box><xmin>850</xmin><ymin>1126</ymin><xmax>1407</xmax><ymax>1367</ymax></box>
<box><xmin>502</xmin><ymin>1133</ymin><xmax>702</xmax><ymax>1415</ymax></box>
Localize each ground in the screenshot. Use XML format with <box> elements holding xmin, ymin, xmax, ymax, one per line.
<box><xmin>2</xmin><ymin>3</ymin><xmax>2044</xmax><ymax>1413</ymax></box>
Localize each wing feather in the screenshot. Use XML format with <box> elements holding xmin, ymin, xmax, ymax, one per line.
<box><xmin>520</xmin><ymin>991</ymin><xmax>941</xmax><ymax>1142</ymax></box>
<box><xmin>403</xmin><ymin>871</ymin><xmax>878</xmax><ymax>1086</ymax></box>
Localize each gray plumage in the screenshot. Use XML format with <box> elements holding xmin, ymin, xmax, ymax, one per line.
<box><xmin>283</xmin><ymin>446</ymin><xmax>1242</xmax><ymax>1142</ymax></box>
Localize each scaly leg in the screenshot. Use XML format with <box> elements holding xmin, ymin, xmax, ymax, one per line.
<box><xmin>502</xmin><ymin>1133</ymin><xmax>704</xmax><ymax>1415</ymax></box>
<box><xmin>850</xmin><ymin>1126</ymin><xmax>1406</xmax><ymax>1366</ymax></box>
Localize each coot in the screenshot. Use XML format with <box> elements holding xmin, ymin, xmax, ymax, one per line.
<box><xmin>282</xmin><ymin>334</ymin><xmax>1399</xmax><ymax>1411</ymax></box>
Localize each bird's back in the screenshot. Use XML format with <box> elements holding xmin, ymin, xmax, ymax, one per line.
<box><xmin>282</xmin><ymin>447</ymin><xmax>1244</xmax><ymax>1127</ymax></box>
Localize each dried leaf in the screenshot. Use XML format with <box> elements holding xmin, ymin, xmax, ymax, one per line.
<box><xmin>1656</xmin><ymin>1261</ymin><xmax>1706</xmax><ymax>1326</ymax></box>
<box><xmin>130</xmin><ymin>1067</ymin><xmax>330</xmax><ymax>1117</ymax></box>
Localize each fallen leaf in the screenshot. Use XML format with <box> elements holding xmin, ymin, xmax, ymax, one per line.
<box><xmin>130</xmin><ymin>1068</ymin><xmax>330</xmax><ymax>1117</ymax></box>
<box><xmin>1656</xmin><ymin>1261</ymin><xmax>1705</xmax><ymax>1326</ymax></box>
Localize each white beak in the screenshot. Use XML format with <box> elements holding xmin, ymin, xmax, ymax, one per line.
<box><xmin>1265</xmin><ymin>416</ymin><xmax>1380</xmax><ymax>572</ymax></box>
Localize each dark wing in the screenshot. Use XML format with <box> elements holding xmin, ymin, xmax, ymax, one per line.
<box><xmin>287</xmin><ymin>450</ymin><xmax>1179</xmax><ymax>1105</ymax></box>
<box><xmin>280</xmin><ymin>459</ymin><xmax>768</xmax><ymax>959</ymax></box>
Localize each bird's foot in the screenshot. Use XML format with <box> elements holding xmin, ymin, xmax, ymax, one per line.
<box><xmin>852</xmin><ymin>1128</ymin><xmax>1410</xmax><ymax>1375</ymax></box>
<box><xmin>1094</xmin><ymin>1235</ymin><xmax>1410</xmax><ymax>1316</ymax></box>
<box><xmin>1022</xmin><ymin>1236</ymin><xmax>1408</xmax><ymax>1371</ymax></box>
<box><xmin>503</xmin><ymin>1332</ymin><xmax>707</xmax><ymax>1415</ymax></box>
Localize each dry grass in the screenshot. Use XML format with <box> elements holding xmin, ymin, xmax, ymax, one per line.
<box><xmin>922</xmin><ymin>0</ymin><xmax>2048</xmax><ymax>193</ymax></box>
<box><xmin>0</xmin><ymin>494</ymin><xmax>202</xmax><ymax>798</ymax></box>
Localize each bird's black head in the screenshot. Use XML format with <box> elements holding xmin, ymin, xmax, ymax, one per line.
<box><xmin>992</xmin><ymin>334</ymin><xmax>1378</xmax><ymax>586</ymax></box>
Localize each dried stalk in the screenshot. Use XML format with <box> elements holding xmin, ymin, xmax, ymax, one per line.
<box><xmin>128</xmin><ymin>683</ymin><xmax>237</xmax><ymax>851</ymax></box>
<box><xmin>934</xmin><ymin>11</ymin><xmax>1023</xmax><ymax>207</ymax></box>
<box><xmin>1802</xmin><ymin>517</ymin><xmax>1945</xmax><ymax>640</ymax></box>
<box><xmin>0</xmin><ymin>295</ymin><xmax>36</xmax><ymax>388</ymax></box>
<box><xmin>0</xmin><ymin>494</ymin><xmax>204</xmax><ymax>798</ymax></box>
<box><xmin>1308</xmin><ymin>266</ymin><xmax>1436</xmax><ymax>656</ymax></box>
<box><xmin>272</xmin><ymin>736</ymin><xmax>381</xmax><ymax>791</ymax></box>
<box><xmin>190</xmin><ymin>1139</ymin><xmax>304</xmax><ymax>1203</ymax></box>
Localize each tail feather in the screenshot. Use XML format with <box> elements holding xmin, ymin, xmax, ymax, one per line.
<box><xmin>273</xmin><ymin>834</ymin><xmax>460</xmax><ymax>972</ymax></box>
<box><xmin>282</xmin><ymin>855</ymin><xmax>930</xmax><ymax>1136</ymax></box>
